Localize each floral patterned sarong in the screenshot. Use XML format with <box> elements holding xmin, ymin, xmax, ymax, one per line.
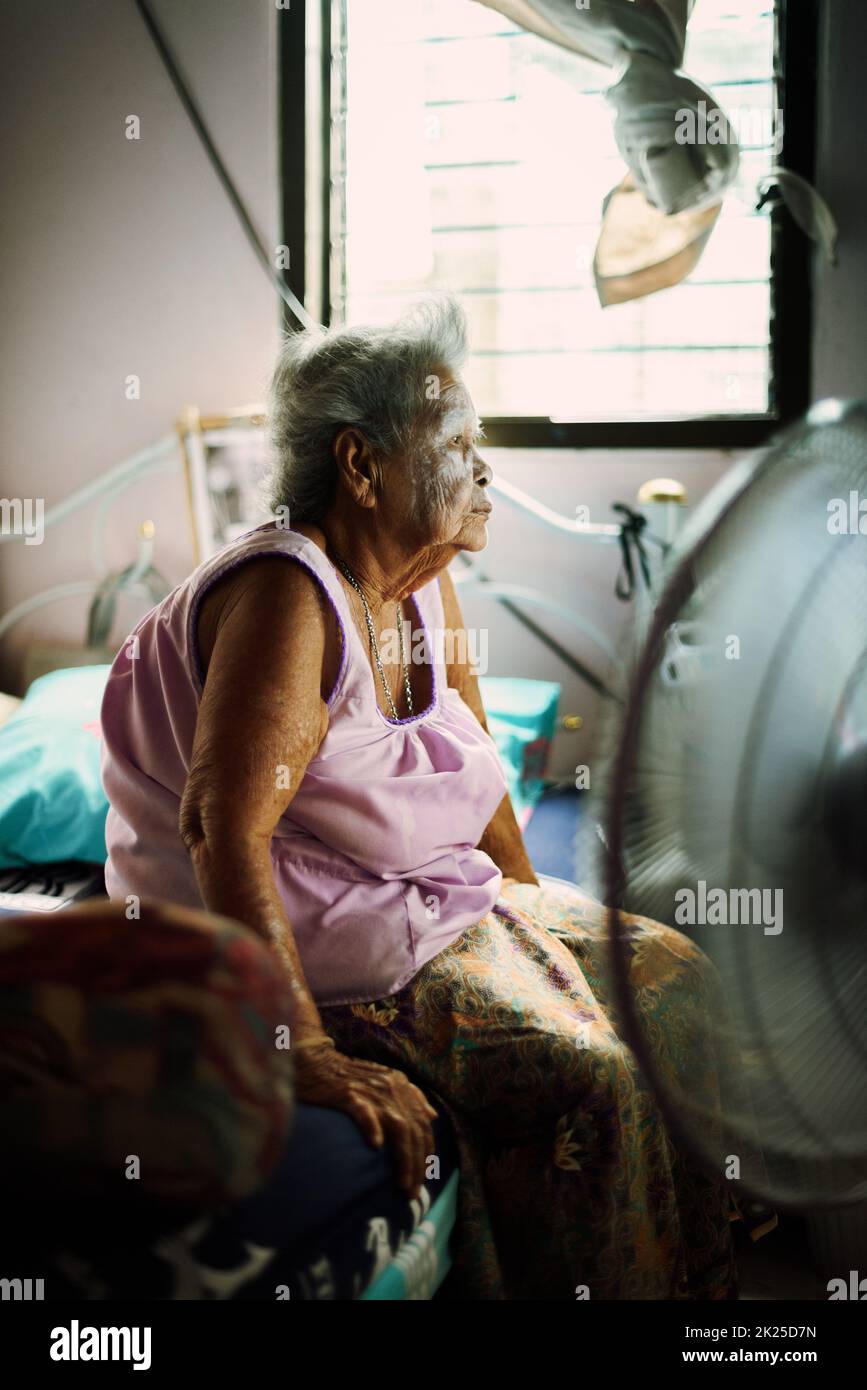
<box><xmin>320</xmin><ymin>878</ymin><xmax>741</xmax><ymax>1300</ymax></box>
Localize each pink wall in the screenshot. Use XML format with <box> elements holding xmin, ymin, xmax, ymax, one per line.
<box><xmin>0</xmin><ymin>0</ymin><xmax>280</xmax><ymax>689</ymax></box>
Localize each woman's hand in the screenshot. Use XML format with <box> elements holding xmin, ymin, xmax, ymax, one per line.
<box><xmin>293</xmin><ymin>1040</ymin><xmax>439</xmax><ymax>1197</ymax></box>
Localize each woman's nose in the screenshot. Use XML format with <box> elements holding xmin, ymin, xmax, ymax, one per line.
<box><xmin>474</xmin><ymin>453</ymin><xmax>493</xmax><ymax>488</ymax></box>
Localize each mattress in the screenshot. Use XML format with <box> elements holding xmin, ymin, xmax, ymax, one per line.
<box><xmin>32</xmin><ymin>1101</ymin><xmax>460</xmax><ymax>1301</ymax></box>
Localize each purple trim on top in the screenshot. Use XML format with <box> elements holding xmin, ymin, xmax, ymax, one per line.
<box><xmin>187</xmin><ymin>544</ymin><xmax>349</xmax><ymax>709</ymax></box>
<box><xmin>492</xmin><ymin>902</ymin><xmax>531</xmax><ymax>927</ymax></box>
<box><xmin>290</xmin><ymin>554</ymin><xmax>351</xmax><ymax>711</ymax></box>
<box><xmin>492</xmin><ymin>902</ymin><xmax>520</xmax><ymax>923</ymax></box>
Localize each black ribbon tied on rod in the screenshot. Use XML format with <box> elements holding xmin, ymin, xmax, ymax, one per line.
<box><xmin>612</xmin><ymin>503</ymin><xmax>652</xmax><ymax>601</ymax></box>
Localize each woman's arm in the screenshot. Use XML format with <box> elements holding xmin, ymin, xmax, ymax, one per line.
<box><xmin>180</xmin><ymin>559</ymin><xmax>329</xmax><ymax>1043</ymax></box>
<box><xmin>179</xmin><ymin>559</ymin><xmax>438</xmax><ymax>1195</ymax></box>
<box><xmin>438</xmin><ymin>567</ymin><xmax>539</xmax><ymax>885</ymax></box>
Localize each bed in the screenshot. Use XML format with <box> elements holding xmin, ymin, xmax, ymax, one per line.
<box><xmin>0</xmin><ymin>664</ymin><xmax>581</xmax><ymax>1300</ymax></box>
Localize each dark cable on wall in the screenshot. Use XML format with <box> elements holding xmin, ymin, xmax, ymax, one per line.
<box><xmin>133</xmin><ymin>0</ymin><xmax>318</xmax><ymax>332</ymax></box>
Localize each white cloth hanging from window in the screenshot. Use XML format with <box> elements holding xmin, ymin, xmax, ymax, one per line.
<box><xmin>475</xmin><ymin>0</ymin><xmax>735</xmax><ymax>214</ymax></box>
<box><xmin>475</xmin><ymin>0</ymin><xmax>836</xmax><ymax>305</ymax></box>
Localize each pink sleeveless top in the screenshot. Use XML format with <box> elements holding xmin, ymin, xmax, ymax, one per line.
<box><xmin>100</xmin><ymin>523</ymin><xmax>508</xmax><ymax>1005</ymax></box>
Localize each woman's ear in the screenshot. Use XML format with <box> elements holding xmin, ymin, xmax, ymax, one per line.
<box><xmin>333</xmin><ymin>426</ymin><xmax>378</xmax><ymax>509</ymax></box>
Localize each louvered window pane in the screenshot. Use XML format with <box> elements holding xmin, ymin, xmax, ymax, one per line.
<box><xmin>335</xmin><ymin>0</ymin><xmax>778</xmax><ymax>421</ymax></box>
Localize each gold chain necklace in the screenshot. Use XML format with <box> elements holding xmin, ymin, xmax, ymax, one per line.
<box><xmin>333</xmin><ymin>556</ymin><xmax>414</xmax><ymax>721</ymax></box>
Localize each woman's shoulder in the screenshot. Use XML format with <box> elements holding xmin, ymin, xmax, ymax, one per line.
<box><xmin>210</xmin><ymin>519</ymin><xmax>328</xmax><ymax>565</ymax></box>
<box><xmin>194</xmin><ymin>526</ymin><xmax>344</xmax><ymax>687</ymax></box>
<box><xmin>194</xmin><ymin>522</ymin><xmax>341</xmax><ymax>614</ymax></box>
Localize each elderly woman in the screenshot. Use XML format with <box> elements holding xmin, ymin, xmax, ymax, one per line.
<box><xmin>101</xmin><ymin>299</ymin><xmax>738</xmax><ymax>1300</ymax></box>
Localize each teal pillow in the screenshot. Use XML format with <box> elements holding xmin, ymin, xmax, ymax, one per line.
<box><xmin>0</xmin><ymin>666</ymin><xmax>111</xmax><ymax>867</ymax></box>
<box><xmin>0</xmin><ymin>666</ymin><xmax>559</xmax><ymax>867</ymax></box>
<box><xmin>478</xmin><ymin>676</ymin><xmax>561</xmax><ymax>824</ymax></box>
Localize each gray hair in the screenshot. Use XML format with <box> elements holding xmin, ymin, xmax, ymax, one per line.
<box><xmin>266</xmin><ymin>296</ymin><xmax>468</xmax><ymax>522</ymax></box>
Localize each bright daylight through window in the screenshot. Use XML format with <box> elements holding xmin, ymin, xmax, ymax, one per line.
<box><xmin>336</xmin><ymin>0</ymin><xmax>779</xmax><ymax>422</ymax></box>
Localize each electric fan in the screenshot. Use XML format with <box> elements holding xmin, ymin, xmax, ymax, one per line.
<box><xmin>600</xmin><ymin>398</ymin><xmax>867</xmax><ymax>1215</ymax></box>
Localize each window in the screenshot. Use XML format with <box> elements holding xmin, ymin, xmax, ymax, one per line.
<box><xmin>286</xmin><ymin>0</ymin><xmax>815</xmax><ymax>445</ymax></box>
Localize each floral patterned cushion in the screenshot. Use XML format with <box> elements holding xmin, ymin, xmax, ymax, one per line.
<box><xmin>0</xmin><ymin>900</ymin><xmax>294</xmax><ymax>1209</ymax></box>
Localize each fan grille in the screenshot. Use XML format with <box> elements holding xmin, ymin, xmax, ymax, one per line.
<box><xmin>603</xmin><ymin>402</ymin><xmax>867</xmax><ymax>1207</ymax></box>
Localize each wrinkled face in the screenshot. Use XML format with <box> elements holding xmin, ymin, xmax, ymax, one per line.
<box><xmin>408</xmin><ymin>374</ymin><xmax>492</xmax><ymax>552</ymax></box>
